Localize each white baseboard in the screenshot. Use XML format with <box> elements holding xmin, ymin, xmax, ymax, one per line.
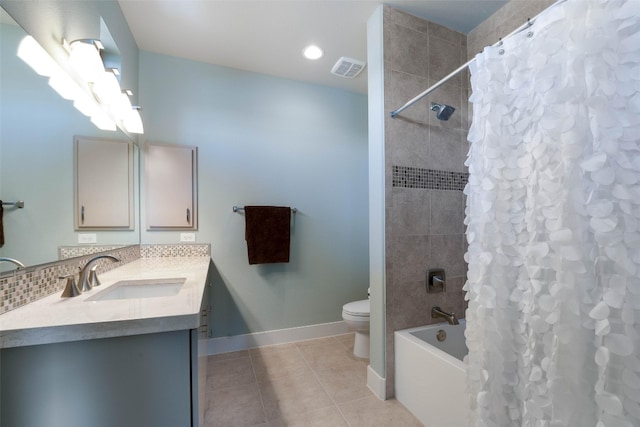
<box><xmin>207</xmin><ymin>321</ymin><xmax>351</xmax><ymax>355</ymax></box>
<box><xmin>367</xmin><ymin>365</ymin><xmax>387</xmax><ymax>400</ymax></box>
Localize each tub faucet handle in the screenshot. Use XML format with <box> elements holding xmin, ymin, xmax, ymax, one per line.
<box><xmin>426</xmin><ymin>268</ymin><xmax>446</xmax><ymax>293</ymax></box>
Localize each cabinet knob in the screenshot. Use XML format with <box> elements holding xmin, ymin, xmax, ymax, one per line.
<box><xmin>186</xmin><ymin>208</ymin><xmax>191</xmax><ymax>224</ymax></box>
<box><xmin>81</xmin><ymin>205</ymin><xmax>85</xmax><ymax>224</ymax></box>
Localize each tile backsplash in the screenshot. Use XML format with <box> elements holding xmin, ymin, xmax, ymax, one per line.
<box><xmin>59</xmin><ymin>245</ymin><xmax>130</xmax><ymax>260</ymax></box>
<box><xmin>0</xmin><ymin>243</ymin><xmax>210</xmax><ymax>315</ymax></box>
<box><xmin>141</xmin><ymin>243</ymin><xmax>210</xmax><ymax>258</ymax></box>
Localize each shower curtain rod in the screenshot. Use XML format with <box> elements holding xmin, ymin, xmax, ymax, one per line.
<box><xmin>390</xmin><ymin>0</ymin><xmax>566</xmax><ymax>118</ymax></box>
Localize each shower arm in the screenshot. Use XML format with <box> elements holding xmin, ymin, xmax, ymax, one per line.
<box><xmin>389</xmin><ymin>0</ymin><xmax>567</xmax><ymax>119</ymax></box>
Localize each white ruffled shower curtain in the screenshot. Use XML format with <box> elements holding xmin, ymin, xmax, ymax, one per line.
<box><xmin>464</xmin><ymin>0</ymin><xmax>640</xmax><ymax>426</ymax></box>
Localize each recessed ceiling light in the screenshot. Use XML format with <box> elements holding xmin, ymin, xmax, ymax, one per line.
<box><xmin>302</xmin><ymin>45</ymin><xmax>323</xmax><ymax>60</ymax></box>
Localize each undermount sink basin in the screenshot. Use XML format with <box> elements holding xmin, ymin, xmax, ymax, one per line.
<box><xmin>86</xmin><ymin>278</ymin><xmax>186</xmax><ymax>301</ymax></box>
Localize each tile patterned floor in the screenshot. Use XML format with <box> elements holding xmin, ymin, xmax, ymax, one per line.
<box><xmin>204</xmin><ymin>333</ymin><xmax>423</xmax><ymax>427</ymax></box>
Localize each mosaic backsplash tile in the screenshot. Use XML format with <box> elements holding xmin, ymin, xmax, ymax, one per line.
<box><xmin>59</xmin><ymin>245</ymin><xmax>130</xmax><ymax>260</ymax></box>
<box><xmin>0</xmin><ymin>245</ymin><xmax>140</xmax><ymax>315</ymax></box>
<box><xmin>0</xmin><ymin>243</ymin><xmax>210</xmax><ymax>315</ymax></box>
<box><xmin>140</xmin><ymin>243</ymin><xmax>210</xmax><ymax>258</ymax></box>
<box><xmin>393</xmin><ymin>166</ymin><xmax>469</xmax><ymax>191</ymax></box>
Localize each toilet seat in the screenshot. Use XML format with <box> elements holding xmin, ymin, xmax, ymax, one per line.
<box><xmin>342</xmin><ymin>299</ymin><xmax>370</xmax><ymax>318</ymax></box>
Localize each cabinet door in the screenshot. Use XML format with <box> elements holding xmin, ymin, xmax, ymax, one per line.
<box><xmin>75</xmin><ymin>137</ymin><xmax>133</xmax><ymax>229</ymax></box>
<box><xmin>145</xmin><ymin>143</ymin><xmax>197</xmax><ymax>229</ymax></box>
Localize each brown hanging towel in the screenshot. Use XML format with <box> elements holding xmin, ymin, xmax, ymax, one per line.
<box><xmin>0</xmin><ymin>201</ymin><xmax>4</xmax><ymax>247</ymax></box>
<box><xmin>244</xmin><ymin>206</ymin><xmax>291</xmax><ymax>265</ymax></box>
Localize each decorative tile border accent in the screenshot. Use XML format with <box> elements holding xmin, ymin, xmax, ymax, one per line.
<box><xmin>140</xmin><ymin>243</ymin><xmax>211</xmax><ymax>258</ymax></box>
<box><xmin>0</xmin><ymin>245</ymin><xmax>140</xmax><ymax>315</ymax></box>
<box><xmin>392</xmin><ymin>166</ymin><xmax>469</xmax><ymax>191</ymax></box>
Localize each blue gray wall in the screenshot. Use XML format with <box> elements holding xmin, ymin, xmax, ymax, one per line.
<box><xmin>138</xmin><ymin>51</ymin><xmax>370</xmax><ymax>336</ymax></box>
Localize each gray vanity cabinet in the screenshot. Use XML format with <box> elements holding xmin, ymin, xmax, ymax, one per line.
<box><xmin>0</xmin><ymin>266</ymin><xmax>212</xmax><ymax>427</ymax></box>
<box><xmin>74</xmin><ymin>136</ymin><xmax>134</xmax><ymax>229</ymax></box>
<box><xmin>1</xmin><ymin>331</ymin><xmax>192</xmax><ymax>427</ymax></box>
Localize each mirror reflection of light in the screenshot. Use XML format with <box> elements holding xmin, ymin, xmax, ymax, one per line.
<box><xmin>17</xmin><ymin>35</ymin><xmax>56</xmax><ymax>76</ymax></box>
<box><xmin>90</xmin><ymin>108</ymin><xmax>117</xmax><ymax>131</ymax></box>
<box><xmin>48</xmin><ymin>70</ymin><xmax>83</xmax><ymax>100</ymax></box>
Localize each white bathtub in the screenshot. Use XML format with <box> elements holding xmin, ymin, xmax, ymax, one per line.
<box><xmin>395</xmin><ymin>321</ymin><xmax>468</xmax><ymax>427</ymax></box>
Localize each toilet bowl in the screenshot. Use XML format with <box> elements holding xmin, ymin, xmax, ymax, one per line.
<box><xmin>342</xmin><ymin>299</ymin><xmax>370</xmax><ymax>359</ymax></box>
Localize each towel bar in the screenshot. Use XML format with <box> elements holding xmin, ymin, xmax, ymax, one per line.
<box><xmin>233</xmin><ymin>206</ymin><xmax>297</xmax><ymax>213</ymax></box>
<box><xmin>2</xmin><ymin>201</ymin><xmax>24</xmax><ymax>208</ymax></box>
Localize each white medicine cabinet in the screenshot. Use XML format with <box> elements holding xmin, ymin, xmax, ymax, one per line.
<box><xmin>144</xmin><ymin>143</ymin><xmax>198</xmax><ymax>230</ymax></box>
<box><xmin>74</xmin><ymin>136</ymin><xmax>134</xmax><ymax>230</ymax></box>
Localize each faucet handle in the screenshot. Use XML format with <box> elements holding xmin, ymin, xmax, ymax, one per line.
<box><xmin>426</xmin><ymin>268</ymin><xmax>446</xmax><ymax>293</ymax></box>
<box><xmin>60</xmin><ymin>273</ymin><xmax>81</xmax><ymax>298</ymax></box>
<box><xmin>88</xmin><ymin>265</ymin><xmax>101</xmax><ymax>287</ymax></box>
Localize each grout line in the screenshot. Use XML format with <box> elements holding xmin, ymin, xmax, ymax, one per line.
<box><xmin>296</xmin><ymin>342</ymin><xmax>353</xmax><ymax>427</ymax></box>
<box><xmin>248</xmin><ymin>350</ymin><xmax>270</xmax><ymax>426</ymax></box>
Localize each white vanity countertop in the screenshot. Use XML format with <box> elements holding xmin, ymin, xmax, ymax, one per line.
<box><xmin>0</xmin><ymin>257</ymin><xmax>210</xmax><ymax>349</ymax></box>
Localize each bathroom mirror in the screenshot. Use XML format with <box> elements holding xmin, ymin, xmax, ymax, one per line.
<box><xmin>0</xmin><ymin>9</ymin><xmax>140</xmax><ymax>272</ymax></box>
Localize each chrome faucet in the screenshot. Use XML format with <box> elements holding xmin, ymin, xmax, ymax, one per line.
<box><xmin>78</xmin><ymin>255</ymin><xmax>120</xmax><ymax>292</ymax></box>
<box><xmin>431</xmin><ymin>306</ymin><xmax>459</xmax><ymax>325</ymax></box>
<box><xmin>0</xmin><ymin>257</ymin><xmax>25</xmax><ymax>269</ymax></box>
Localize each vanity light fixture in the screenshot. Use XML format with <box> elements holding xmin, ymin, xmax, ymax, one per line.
<box><xmin>90</xmin><ymin>108</ymin><xmax>117</xmax><ymax>131</ymax></box>
<box><xmin>65</xmin><ymin>38</ymin><xmax>144</xmax><ymax>134</ymax></box>
<box><xmin>113</xmin><ymin>91</ymin><xmax>133</xmax><ymax>115</ymax></box>
<box><xmin>18</xmin><ymin>35</ymin><xmax>144</xmax><ymax>134</ymax></box>
<box><xmin>123</xmin><ymin>106</ymin><xmax>144</xmax><ymax>134</ymax></box>
<box><xmin>92</xmin><ymin>68</ymin><xmax>121</xmax><ymax>104</ymax></box>
<box><xmin>68</xmin><ymin>39</ymin><xmax>105</xmax><ymax>83</ymax></box>
<box><xmin>302</xmin><ymin>44</ymin><xmax>323</xmax><ymax>60</ymax></box>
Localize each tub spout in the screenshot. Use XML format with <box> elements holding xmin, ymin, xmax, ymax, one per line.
<box><xmin>431</xmin><ymin>306</ymin><xmax>459</xmax><ymax>325</ymax></box>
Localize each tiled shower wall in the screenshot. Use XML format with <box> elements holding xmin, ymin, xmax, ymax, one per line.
<box><xmin>383</xmin><ymin>6</ymin><xmax>469</xmax><ymax>397</ymax></box>
<box><xmin>466</xmin><ymin>0</ymin><xmax>557</xmax><ymax>60</ymax></box>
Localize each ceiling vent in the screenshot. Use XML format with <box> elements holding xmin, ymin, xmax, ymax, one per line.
<box><xmin>331</xmin><ymin>57</ymin><xmax>366</xmax><ymax>78</ymax></box>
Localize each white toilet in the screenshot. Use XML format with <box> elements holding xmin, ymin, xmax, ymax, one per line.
<box><xmin>342</xmin><ymin>298</ymin><xmax>370</xmax><ymax>359</ymax></box>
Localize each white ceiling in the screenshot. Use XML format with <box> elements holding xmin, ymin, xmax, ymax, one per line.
<box><xmin>118</xmin><ymin>0</ymin><xmax>508</xmax><ymax>95</ymax></box>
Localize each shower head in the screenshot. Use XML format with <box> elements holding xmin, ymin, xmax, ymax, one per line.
<box><xmin>431</xmin><ymin>103</ymin><xmax>456</xmax><ymax>121</ymax></box>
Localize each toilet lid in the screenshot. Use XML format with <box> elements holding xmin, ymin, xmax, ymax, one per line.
<box><xmin>343</xmin><ymin>299</ymin><xmax>370</xmax><ymax>317</ymax></box>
